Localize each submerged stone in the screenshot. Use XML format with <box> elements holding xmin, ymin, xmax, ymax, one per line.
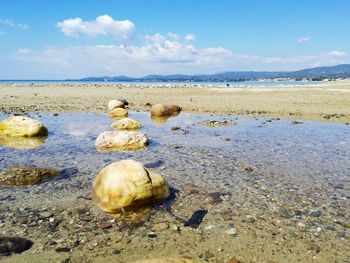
<box><xmin>95</xmin><ymin>130</ymin><xmax>148</xmax><ymax>151</ymax></box>
<box><xmin>92</xmin><ymin>160</ymin><xmax>170</xmax><ymax>213</ymax></box>
<box><xmin>0</xmin><ymin>116</ymin><xmax>48</xmax><ymax>137</ymax></box>
<box><xmin>0</xmin><ymin>237</ymin><xmax>33</xmax><ymax>256</ymax></box>
<box><xmin>0</xmin><ymin>166</ymin><xmax>60</xmax><ymax>185</ymax></box>
<box><xmin>111</xmin><ymin>118</ymin><xmax>141</xmax><ymax>130</ymax></box>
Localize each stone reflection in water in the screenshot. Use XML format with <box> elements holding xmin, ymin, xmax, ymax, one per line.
<box><xmin>151</xmin><ymin>114</ymin><xmax>180</xmax><ymax>126</ymax></box>
<box><xmin>0</xmin><ymin>135</ymin><xmax>47</xmax><ymax>149</ymax></box>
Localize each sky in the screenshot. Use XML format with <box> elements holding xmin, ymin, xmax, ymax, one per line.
<box><xmin>0</xmin><ymin>0</ymin><xmax>349</xmax><ymax>79</ymax></box>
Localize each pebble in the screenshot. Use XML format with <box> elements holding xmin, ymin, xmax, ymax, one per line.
<box><xmin>225</xmin><ymin>227</ymin><xmax>237</xmax><ymax>235</ymax></box>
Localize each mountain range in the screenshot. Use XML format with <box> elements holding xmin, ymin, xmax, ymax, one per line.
<box><xmin>76</xmin><ymin>64</ymin><xmax>350</xmax><ymax>82</ymax></box>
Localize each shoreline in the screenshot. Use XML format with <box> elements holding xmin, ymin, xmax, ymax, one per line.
<box><xmin>0</xmin><ymin>81</ymin><xmax>350</xmax><ymax>123</ymax></box>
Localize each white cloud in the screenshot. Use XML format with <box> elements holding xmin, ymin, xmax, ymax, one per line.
<box><xmin>56</xmin><ymin>14</ymin><xmax>134</xmax><ymax>40</ymax></box>
<box><xmin>297</xmin><ymin>36</ymin><xmax>312</xmax><ymax>43</ymax></box>
<box><xmin>184</xmin><ymin>34</ymin><xmax>196</xmax><ymax>42</ymax></box>
<box><xmin>10</xmin><ymin>32</ymin><xmax>348</xmax><ymax>79</ymax></box>
<box><xmin>0</xmin><ymin>19</ymin><xmax>28</xmax><ymax>30</ymax></box>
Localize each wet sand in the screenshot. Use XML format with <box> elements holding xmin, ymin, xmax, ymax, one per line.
<box><xmin>0</xmin><ymin>82</ymin><xmax>349</xmax><ymax>262</ymax></box>
<box><xmin>0</xmin><ymin>112</ymin><xmax>349</xmax><ymax>263</ymax></box>
<box><xmin>0</xmin><ymin>80</ymin><xmax>350</xmax><ymax>123</ymax></box>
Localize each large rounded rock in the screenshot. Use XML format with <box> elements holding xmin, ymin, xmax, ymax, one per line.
<box><xmin>0</xmin><ymin>116</ymin><xmax>48</xmax><ymax>137</ymax></box>
<box><xmin>151</xmin><ymin>104</ymin><xmax>181</xmax><ymax>117</ymax></box>
<box><xmin>92</xmin><ymin>160</ymin><xmax>170</xmax><ymax>213</ymax></box>
<box><xmin>109</xmin><ymin>108</ymin><xmax>128</xmax><ymax>118</ymax></box>
<box><xmin>0</xmin><ymin>166</ymin><xmax>59</xmax><ymax>185</ymax></box>
<box><xmin>108</xmin><ymin>100</ymin><xmax>125</xmax><ymax>111</ymax></box>
<box><xmin>95</xmin><ymin>131</ymin><xmax>148</xmax><ymax>151</ymax></box>
<box><xmin>132</xmin><ymin>258</ymin><xmax>199</xmax><ymax>263</ymax></box>
<box><xmin>111</xmin><ymin>118</ymin><xmax>141</xmax><ymax>130</ymax></box>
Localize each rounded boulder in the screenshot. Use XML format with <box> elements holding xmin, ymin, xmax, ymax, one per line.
<box><xmin>111</xmin><ymin>118</ymin><xmax>141</xmax><ymax>130</ymax></box>
<box><xmin>109</xmin><ymin>108</ymin><xmax>128</xmax><ymax>118</ymax></box>
<box><xmin>108</xmin><ymin>100</ymin><xmax>125</xmax><ymax>111</ymax></box>
<box><xmin>95</xmin><ymin>130</ymin><xmax>148</xmax><ymax>151</ymax></box>
<box><xmin>151</xmin><ymin>104</ymin><xmax>181</xmax><ymax>117</ymax></box>
<box><xmin>0</xmin><ymin>116</ymin><xmax>48</xmax><ymax>137</ymax></box>
<box><xmin>92</xmin><ymin>160</ymin><xmax>170</xmax><ymax>213</ymax></box>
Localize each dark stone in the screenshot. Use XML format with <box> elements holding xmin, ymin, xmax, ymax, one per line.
<box><xmin>184</xmin><ymin>210</ymin><xmax>208</xmax><ymax>229</ymax></box>
<box><xmin>0</xmin><ymin>237</ymin><xmax>33</xmax><ymax>256</ymax></box>
<box><xmin>55</xmin><ymin>247</ymin><xmax>71</xmax><ymax>253</ymax></box>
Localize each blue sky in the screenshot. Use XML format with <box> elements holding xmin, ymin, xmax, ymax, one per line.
<box><xmin>0</xmin><ymin>0</ymin><xmax>349</xmax><ymax>79</ymax></box>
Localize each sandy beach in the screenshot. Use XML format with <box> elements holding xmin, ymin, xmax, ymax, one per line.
<box><xmin>1</xmin><ymin>80</ymin><xmax>350</xmax><ymax>123</ymax></box>
<box><xmin>0</xmin><ymin>82</ymin><xmax>349</xmax><ymax>263</ymax></box>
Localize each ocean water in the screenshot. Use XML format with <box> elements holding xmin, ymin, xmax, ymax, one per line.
<box><xmin>0</xmin><ymin>80</ymin><xmax>320</xmax><ymax>86</ymax></box>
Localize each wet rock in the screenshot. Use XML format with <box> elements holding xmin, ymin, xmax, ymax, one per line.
<box><xmin>309</xmin><ymin>209</ymin><xmax>322</xmax><ymax>217</ymax></box>
<box><xmin>199</xmin><ymin>120</ymin><xmax>235</xmax><ymax>127</ymax></box>
<box><xmin>95</xmin><ymin>131</ymin><xmax>148</xmax><ymax>151</ymax></box>
<box><xmin>151</xmin><ymin>104</ymin><xmax>181</xmax><ymax>117</ymax></box>
<box><xmin>132</xmin><ymin>258</ymin><xmax>199</xmax><ymax>263</ymax></box>
<box><xmin>228</xmin><ymin>258</ymin><xmax>240</xmax><ymax>263</ymax></box>
<box><xmin>111</xmin><ymin>118</ymin><xmax>141</xmax><ymax>130</ymax></box>
<box><xmin>0</xmin><ymin>166</ymin><xmax>60</xmax><ymax>185</ymax></box>
<box><xmin>108</xmin><ymin>100</ymin><xmax>125</xmax><ymax>111</ymax></box>
<box><xmin>0</xmin><ymin>237</ymin><xmax>33</xmax><ymax>256</ymax></box>
<box><xmin>0</xmin><ymin>116</ymin><xmax>48</xmax><ymax>137</ymax></box>
<box><xmin>171</xmin><ymin>126</ymin><xmax>181</xmax><ymax>131</ymax></box>
<box><xmin>92</xmin><ymin>160</ymin><xmax>170</xmax><ymax>213</ymax></box>
<box><xmin>291</xmin><ymin>120</ymin><xmax>304</xmax><ymax>125</ymax></box>
<box><xmin>184</xmin><ymin>210</ymin><xmax>208</xmax><ymax>229</ymax></box>
<box><xmin>108</xmin><ymin>108</ymin><xmax>128</xmax><ymax>118</ymax></box>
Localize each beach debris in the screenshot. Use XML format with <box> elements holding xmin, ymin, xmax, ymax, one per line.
<box><xmin>111</xmin><ymin>118</ymin><xmax>141</xmax><ymax>130</ymax></box>
<box><xmin>0</xmin><ymin>166</ymin><xmax>60</xmax><ymax>186</ymax></box>
<box><xmin>132</xmin><ymin>258</ymin><xmax>200</xmax><ymax>263</ymax></box>
<box><xmin>184</xmin><ymin>209</ymin><xmax>208</xmax><ymax>229</ymax></box>
<box><xmin>0</xmin><ymin>116</ymin><xmax>48</xmax><ymax>137</ymax></box>
<box><xmin>92</xmin><ymin>160</ymin><xmax>170</xmax><ymax>213</ymax></box>
<box><xmin>95</xmin><ymin>130</ymin><xmax>148</xmax><ymax>151</ymax></box>
<box><xmin>151</xmin><ymin>104</ymin><xmax>181</xmax><ymax>117</ymax></box>
<box><xmin>0</xmin><ymin>236</ymin><xmax>34</xmax><ymax>256</ymax></box>
<box><xmin>108</xmin><ymin>100</ymin><xmax>125</xmax><ymax>111</ymax></box>
<box><xmin>108</xmin><ymin>108</ymin><xmax>128</xmax><ymax>118</ymax></box>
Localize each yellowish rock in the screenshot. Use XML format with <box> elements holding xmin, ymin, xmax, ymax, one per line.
<box><xmin>109</xmin><ymin>108</ymin><xmax>128</xmax><ymax>118</ymax></box>
<box><xmin>92</xmin><ymin>160</ymin><xmax>170</xmax><ymax>213</ymax></box>
<box><xmin>95</xmin><ymin>130</ymin><xmax>148</xmax><ymax>151</ymax></box>
<box><xmin>132</xmin><ymin>258</ymin><xmax>199</xmax><ymax>263</ymax></box>
<box><xmin>151</xmin><ymin>104</ymin><xmax>181</xmax><ymax>117</ymax></box>
<box><xmin>111</xmin><ymin>118</ymin><xmax>141</xmax><ymax>130</ymax></box>
<box><xmin>108</xmin><ymin>100</ymin><xmax>125</xmax><ymax>111</ymax></box>
<box><xmin>0</xmin><ymin>116</ymin><xmax>48</xmax><ymax>137</ymax></box>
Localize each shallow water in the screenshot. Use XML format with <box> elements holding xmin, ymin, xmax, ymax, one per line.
<box><xmin>0</xmin><ymin>111</ymin><xmax>349</xmax><ymax>262</ymax></box>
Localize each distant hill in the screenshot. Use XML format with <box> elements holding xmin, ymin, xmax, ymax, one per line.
<box><xmin>76</xmin><ymin>64</ymin><xmax>350</xmax><ymax>82</ymax></box>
